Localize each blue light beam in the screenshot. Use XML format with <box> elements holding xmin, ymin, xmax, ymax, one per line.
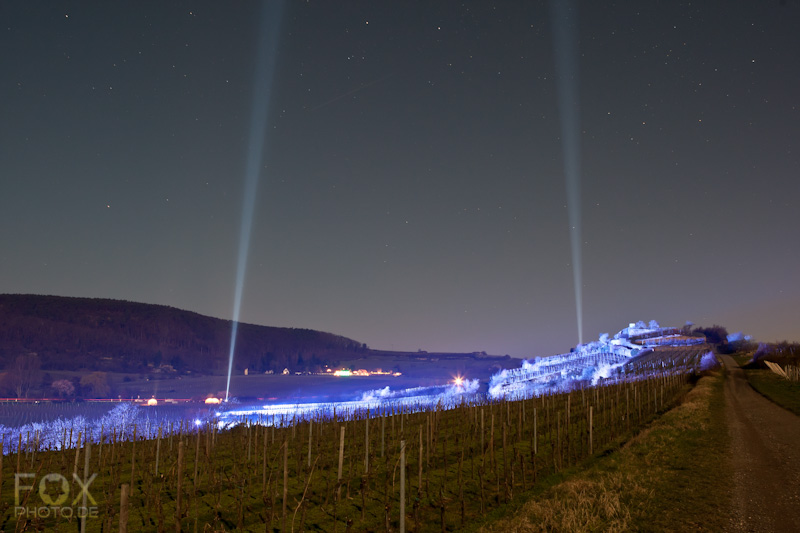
<box><xmin>550</xmin><ymin>0</ymin><xmax>583</xmax><ymax>345</ymax></box>
<box><xmin>226</xmin><ymin>1</ymin><xmax>284</xmax><ymax>402</ymax></box>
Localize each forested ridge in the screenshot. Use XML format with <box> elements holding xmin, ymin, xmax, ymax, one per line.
<box><xmin>0</xmin><ymin>294</ymin><xmax>365</xmax><ymax>375</ymax></box>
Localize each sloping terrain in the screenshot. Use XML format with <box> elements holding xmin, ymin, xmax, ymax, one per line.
<box><xmin>0</xmin><ymin>294</ymin><xmax>365</xmax><ymax>374</ymax></box>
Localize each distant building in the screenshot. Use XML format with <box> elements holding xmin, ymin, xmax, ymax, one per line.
<box><xmin>282</xmin><ymin>368</ymin><xmax>290</xmax><ymax>375</ymax></box>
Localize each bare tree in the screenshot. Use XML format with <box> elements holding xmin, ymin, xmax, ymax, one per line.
<box><xmin>51</xmin><ymin>379</ymin><xmax>75</xmax><ymax>398</ymax></box>
<box><xmin>9</xmin><ymin>353</ymin><xmax>42</xmax><ymax>398</ymax></box>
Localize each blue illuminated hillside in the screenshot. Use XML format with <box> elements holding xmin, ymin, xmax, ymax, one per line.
<box><xmin>488</xmin><ymin>320</ymin><xmax>709</xmax><ymax>398</ymax></box>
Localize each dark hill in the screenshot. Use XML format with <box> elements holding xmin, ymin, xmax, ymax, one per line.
<box><xmin>0</xmin><ymin>294</ymin><xmax>365</xmax><ymax>375</ymax></box>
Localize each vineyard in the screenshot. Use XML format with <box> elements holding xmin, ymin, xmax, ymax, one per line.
<box><xmin>1</xmin><ymin>367</ymin><xmax>696</xmax><ymax>532</ymax></box>
<box><xmin>0</xmin><ymin>402</ymin><xmax>117</xmax><ymax>428</ymax></box>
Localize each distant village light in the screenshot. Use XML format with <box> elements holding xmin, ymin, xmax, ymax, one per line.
<box><xmin>330</xmin><ymin>368</ymin><xmax>399</xmax><ymax>377</ymax></box>
<box><xmin>205</xmin><ymin>397</ymin><xmax>221</xmax><ymax>404</ymax></box>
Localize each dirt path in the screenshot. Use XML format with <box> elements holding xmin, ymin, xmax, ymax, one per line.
<box><xmin>721</xmin><ymin>354</ymin><xmax>800</xmax><ymax>532</ymax></box>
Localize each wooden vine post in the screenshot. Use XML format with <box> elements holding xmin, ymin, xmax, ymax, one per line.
<box><xmin>480</xmin><ymin>408</ymin><xmax>485</xmax><ymax>470</ymax></box>
<box><xmin>337</xmin><ymin>426</ymin><xmax>345</xmax><ymax>499</ymax></box>
<box><xmin>154</xmin><ymin>426</ymin><xmax>162</xmax><ymax>476</ymax></box>
<box><xmin>176</xmin><ymin>439</ymin><xmax>184</xmax><ymax>532</ymax></box>
<box><xmin>308</xmin><ymin>419</ymin><xmax>313</xmax><ymax>468</ymax></box>
<box><xmin>80</xmin><ymin>441</ymin><xmax>91</xmax><ymax>533</ymax></box>
<box><xmin>130</xmin><ymin>426</ymin><xmax>136</xmax><ymax>489</ymax></box>
<box><xmin>365</xmin><ymin>415</ymin><xmax>370</xmax><ymax>473</ymax></box>
<box><xmin>283</xmin><ymin>439</ymin><xmax>289</xmax><ymax>533</ymax></box>
<box><xmin>119</xmin><ymin>483</ymin><xmax>130</xmax><ymax>533</ymax></box>
<box><xmin>418</xmin><ymin>426</ymin><xmax>423</xmax><ymax>495</ymax></box>
<box><xmin>399</xmin><ymin>439</ymin><xmax>406</xmax><ymax>533</ymax></box>
<box><xmin>193</xmin><ymin>430</ymin><xmax>201</xmax><ymax>492</ymax></box>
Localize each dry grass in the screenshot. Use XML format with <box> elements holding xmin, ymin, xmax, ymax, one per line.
<box><xmin>746</xmin><ymin>369</ymin><xmax>800</xmax><ymax>416</ymax></box>
<box><xmin>478</xmin><ymin>474</ymin><xmax>640</xmax><ymax>532</ymax></box>
<box><xmin>479</xmin><ymin>371</ymin><xmax>729</xmax><ymax>532</ymax></box>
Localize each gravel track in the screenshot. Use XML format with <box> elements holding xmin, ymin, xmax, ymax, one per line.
<box><xmin>721</xmin><ymin>354</ymin><xmax>800</xmax><ymax>532</ymax></box>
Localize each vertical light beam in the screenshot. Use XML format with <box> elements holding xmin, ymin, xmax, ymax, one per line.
<box><xmin>226</xmin><ymin>1</ymin><xmax>284</xmax><ymax>402</ymax></box>
<box><xmin>550</xmin><ymin>0</ymin><xmax>583</xmax><ymax>345</ymax></box>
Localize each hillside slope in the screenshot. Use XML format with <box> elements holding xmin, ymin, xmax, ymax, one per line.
<box><xmin>0</xmin><ymin>294</ymin><xmax>365</xmax><ymax>375</ymax></box>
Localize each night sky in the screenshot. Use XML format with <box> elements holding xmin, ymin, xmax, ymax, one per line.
<box><xmin>2</xmin><ymin>1</ymin><xmax>799</xmax><ymax>358</ymax></box>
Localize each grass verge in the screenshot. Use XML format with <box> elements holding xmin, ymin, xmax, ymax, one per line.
<box><xmin>745</xmin><ymin>369</ymin><xmax>800</xmax><ymax>416</ymax></box>
<box><xmin>477</xmin><ymin>371</ymin><xmax>730</xmax><ymax>532</ymax></box>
